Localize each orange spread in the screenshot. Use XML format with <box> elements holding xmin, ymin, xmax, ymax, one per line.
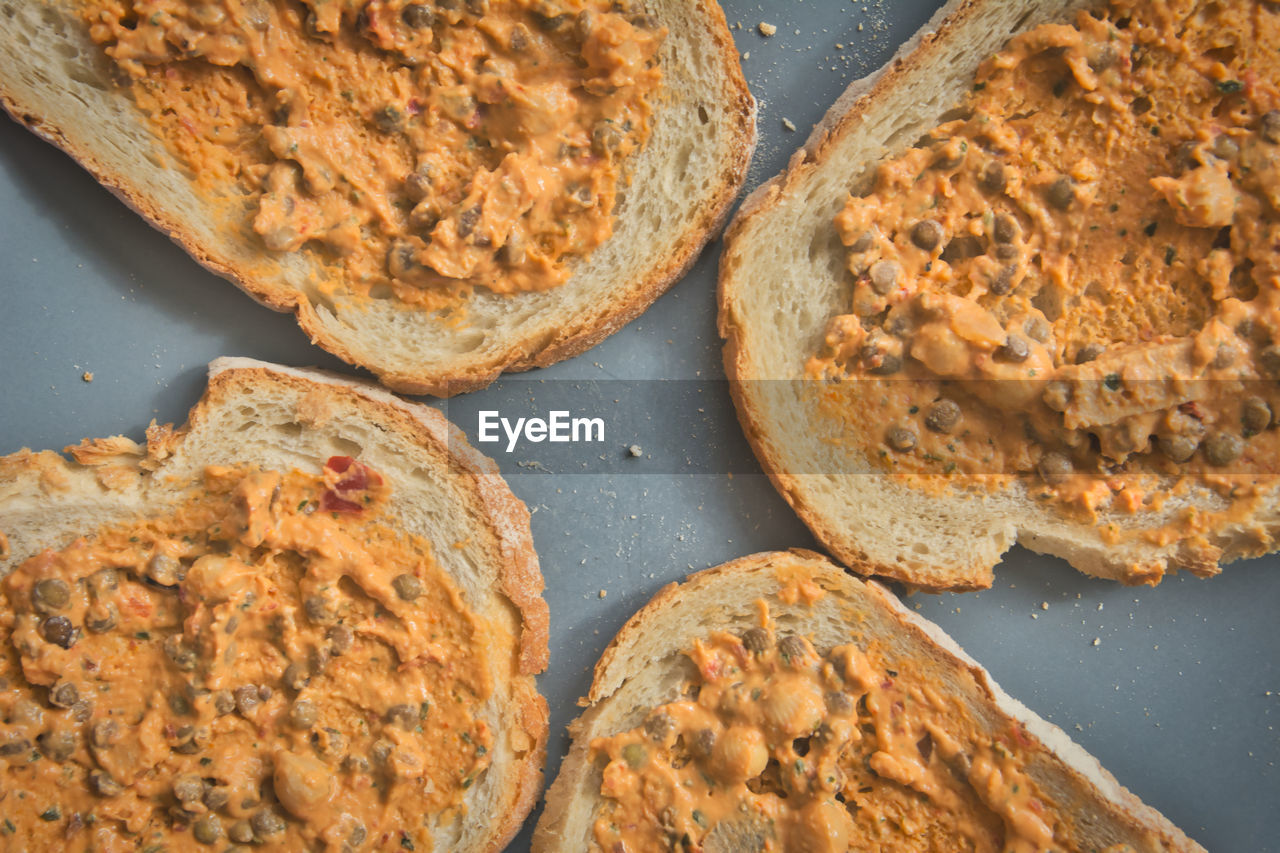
<box><xmin>0</xmin><ymin>457</ymin><xmax>494</xmax><ymax>851</ymax></box>
<box><xmin>808</xmin><ymin>0</ymin><xmax>1280</xmax><ymax>545</ymax></box>
<box><xmin>589</xmin><ymin>596</ymin><xmax>1072</xmax><ymax>852</ymax></box>
<box><xmin>80</xmin><ymin>0</ymin><xmax>664</xmax><ymax>304</ymax></box>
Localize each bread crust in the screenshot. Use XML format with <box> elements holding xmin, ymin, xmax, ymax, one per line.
<box><xmin>0</xmin><ymin>357</ymin><xmax>549</xmax><ymax>851</ymax></box>
<box><xmin>0</xmin><ymin>0</ymin><xmax>756</xmax><ymax>396</ymax></box>
<box><xmin>717</xmin><ymin>0</ymin><xmax>1280</xmax><ymax>590</ymax></box>
<box><xmin>534</xmin><ymin>550</ymin><xmax>1206</xmax><ymax>853</ymax></box>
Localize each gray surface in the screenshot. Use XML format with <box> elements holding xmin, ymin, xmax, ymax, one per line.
<box><xmin>0</xmin><ymin>0</ymin><xmax>1277</xmax><ymax>849</ymax></box>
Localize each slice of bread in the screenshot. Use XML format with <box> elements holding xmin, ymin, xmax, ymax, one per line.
<box><xmin>718</xmin><ymin>0</ymin><xmax>1280</xmax><ymax>590</ymax></box>
<box><xmin>534</xmin><ymin>550</ymin><xmax>1205</xmax><ymax>853</ymax></box>
<box><xmin>0</xmin><ymin>357</ymin><xmax>549</xmax><ymax>850</ymax></box>
<box><xmin>0</xmin><ymin>0</ymin><xmax>755</xmax><ymax>396</ymax></box>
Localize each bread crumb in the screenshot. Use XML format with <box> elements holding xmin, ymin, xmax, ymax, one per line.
<box><xmin>758</xmin><ymin>22</ymin><xmax>776</xmax><ymax>36</ymax></box>
<box><xmin>782</xmin><ymin>118</ymin><xmax>796</xmax><ymax>131</ymax></box>
<box><xmin>598</xmin><ymin>589</ymin><xmax>607</xmax><ymax>599</ymax></box>
<box><xmin>1092</xmin><ymin>637</ymin><xmax>1101</xmax><ymax>646</ymax></box>
<box><xmin>628</xmin><ymin>444</ymin><xmax>643</xmax><ymax>457</ymax></box>
<box><xmin>1040</xmin><ymin>601</ymin><xmax>1049</xmax><ymax>611</ymax></box>
<box><xmin>742</xmin><ymin>50</ymin><xmax>750</xmax><ymax>60</ymax></box>
<box><xmin>82</xmin><ymin>371</ymin><xmax>94</xmax><ymax>383</ymax></box>
<box><xmin>1030</xmin><ymin>613</ymin><xmax>1038</xmax><ymax>620</ymax></box>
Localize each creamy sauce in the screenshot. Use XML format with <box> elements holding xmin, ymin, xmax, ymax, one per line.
<box><xmin>590</xmin><ymin>588</ymin><xmax>1072</xmax><ymax>852</ymax></box>
<box><xmin>80</xmin><ymin>0</ymin><xmax>664</xmax><ymax>306</ymax></box>
<box><xmin>808</xmin><ymin>0</ymin><xmax>1280</xmax><ymax>547</ymax></box>
<box><xmin>0</xmin><ymin>458</ymin><xmax>494</xmax><ymax>851</ymax></box>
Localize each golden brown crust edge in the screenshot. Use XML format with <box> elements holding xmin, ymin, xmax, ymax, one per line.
<box><xmin>537</xmin><ymin>550</ymin><xmax>1205</xmax><ymax>853</ymax></box>
<box><xmin>1</xmin><ymin>0</ymin><xmax>756</xmax><ymax>398</ymax></box>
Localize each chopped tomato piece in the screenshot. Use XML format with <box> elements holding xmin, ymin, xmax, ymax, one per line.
<box><xmin>320</xmin><ymin>491</ymin><xmax>364</xmax><ymax>514</ymax></box>
<box><xmin>326</xmin><ymin>455</ymin><xmax>354</xmax><ymax>474</ymax></box>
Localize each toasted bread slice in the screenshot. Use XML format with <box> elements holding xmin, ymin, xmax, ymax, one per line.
<box><xmin>0</xmin><ymin>357</ymin><xmax>548</xmax><ymax>850</ymax></box>
<box><xmin>0</xmin><ymin>1</ymin><xmax>755</xmax><ymax>395</ymax></box>
<box><xmin>718</xmin><ymin>0</ymin><xmax>1280</xmax><ymax>589</ymax></box>
<box><xmin>535</xmin><ymin>550</ymin><xmax>1204</xmax><ymax>853</ymax></box>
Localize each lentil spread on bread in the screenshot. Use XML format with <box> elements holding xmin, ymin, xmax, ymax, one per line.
<box><xmin>2</xmin><ymin>459</ymin><xmax>496</xmax><ymax>850</ymax></box>
<box><xmin>81</xmin><ymin>0</ymin><xmax>664</xmax><ymax>303</ymax></box>
<box><xmin>811</xmin><ymin>0</ymin><xmax>1280</xmax><ymax>518</ymax></box>
<box><xmin>535</xmin><ymin>551</ymin><xmax>1205</xmax><ymax>853</ymax></box>
<box><xmin>0</xmin><ymin>358</ymin><xmax>549</xmax><ymax>851</ymax></box>
<box><xmin>0</xmin><ymin>0</ymin><xmax>755</xmax><ymax>393</ymax></box>
<box><xmin>720</xmin><ymin>0</ymin><xmax>1280</xmax><ymax>588</ymax></box>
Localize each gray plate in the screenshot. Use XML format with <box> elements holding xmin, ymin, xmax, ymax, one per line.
<box><xmin>1</xmin><ymin>0</ymin><xmax>1276</xmax><ymax>849</ymax></box>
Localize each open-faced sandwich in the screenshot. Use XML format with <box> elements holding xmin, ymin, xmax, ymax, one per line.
<box><xmin>0</xmin><ymin>0</ymin><xmax>755</xmax><ymax>394</ymax></box>
<box><xmin>535</xmin><ymin>550</ymin><xmax>1204</xmax><ymax>852</ymax></box>
<box><xmin>720</xmin><ymin>0</ymin><xmax>1280</xmax><ymax>589</ymax></box>
<box><xmin>0</xmin><ymin>358</ymin><xmax>548</xmax><ymax>850</ymax></box>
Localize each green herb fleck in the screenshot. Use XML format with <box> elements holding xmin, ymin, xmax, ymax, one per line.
<box><xmin>1217</xmin><ymin>80</ymin><xmax>1243</xmax><ymax>94</ymax></box>
<box><xmin>134</xmin><ymin>631</ymin><xmax>151</xmax><ymax>641</ymax></box>
<box><xmin>40</xmin><ymin>806</ymin><xmax>61</xmax><ymax>822</ymax></box>
<box><xmin>1104</xmin><ymin>373</ymin><xmax>1122</xmax><ymax>391</ymax></box>
<box><xmin>1164</xmin><ymin>246</ymin><xmax>1176</xmax><ymax>265</ymax></box>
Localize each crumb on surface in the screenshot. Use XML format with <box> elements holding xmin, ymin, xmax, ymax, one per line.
<box><xmin>758</xmin><ymin>21</ymin><xmax>776</xmax><ymax>36</ymax></box>
<box><xmin>82</xmin><ymin>371</ymin><xmax>94</xmax><ymax>383</ymax></box>
<box><xmin>1092</xmin><ymin>637</ymin><xmax>1101</xmax><ymax>646</ymax></box>
<box><xmin>782</xmin><ymin>118</ymin><xmax>796</xmax><ymax>131</ymax></box>
<box><xmin>628</xmin><ymin>444</ymin><xmax>643</xmax><ymax>457</ymax></box>
<box><xmin>598</xmin><ymin>589</ymin><xmax>607</xmax><ymax>599</ymax></box>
